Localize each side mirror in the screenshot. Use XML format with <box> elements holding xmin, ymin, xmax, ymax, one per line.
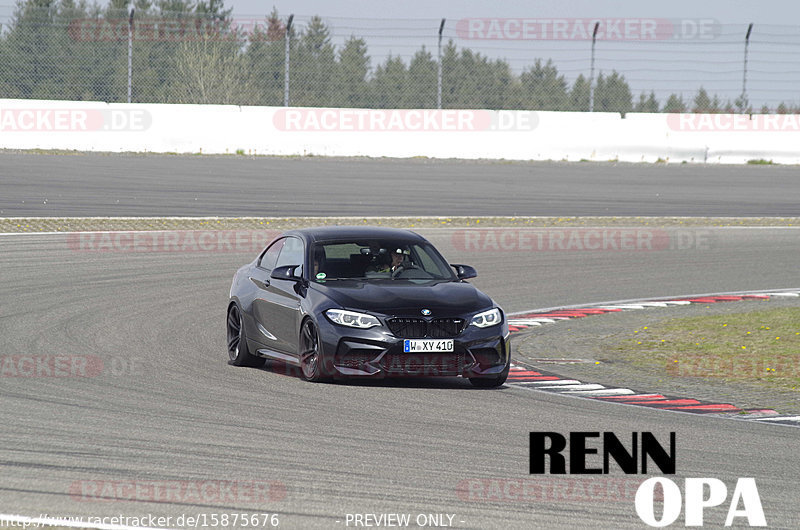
<box><xmin>271</xmin><ymin>265</ymin><xmax>303</xmax><ymax>281</ymax></box>
<box><xmin>451</xmin><ymin>264</ymin><xmax>477</xmax><ymax>280</ymax></box>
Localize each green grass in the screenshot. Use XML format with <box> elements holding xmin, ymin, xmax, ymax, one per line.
<box><xmin>747</xmin><ymin>158</ymin><xmax>775</xmax><ymax>165</ymax></box>
<box><xmin>613</xmin><ymin>307</ymin><xmax>800</xmax><ymax>391</ymax></box>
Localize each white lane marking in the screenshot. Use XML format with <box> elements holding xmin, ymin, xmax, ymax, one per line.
<box><xmin>660</xmin><ymin>300</ymin><xmax>693</xmax><ymax>305</ymax></box>
<box><xmin>597</xmin><ymin>305</ymin><xmax>646</xmax><ymax>310</ymax></box>
<box><xmin>0</xmin><ymin>513</ymin><xmax>175</xmax><ymax>530</ymax></box>
<box><xmin>507</xmin><ymin>320</ymin><xmax>543</xmax><ymax>326</ymax></box>
<box><xmin>638</xmin><ymin>302</ymin><xmax>669</xmax><ymax>307</ymax></box>
<box><xmin>536</xmin><ymin>383</ymin><xmax>606</xmax><ymax>391</ymax></box>
<box><xmin>763</xmin><ymin>292</ymin><xmax>800</xmax><ymax>297</ymax></box>
<box><xmin>559</xmin><ymin>388</ymin><xmax>636</xmax><ymax>396</ymax></box>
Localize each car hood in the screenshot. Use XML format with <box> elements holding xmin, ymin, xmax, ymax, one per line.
<box><xmin>311</xmin><ymin>279</ymin><xmax>494</xmax><ymax>316</ymax></box>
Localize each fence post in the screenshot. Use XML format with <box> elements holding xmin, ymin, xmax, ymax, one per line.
<box><xmin>437</xmin><ymin>18</ymin><xmax>445</xmax><ymax>109</ymax></box>
<box><xmin>588</xmin><ymin>22</ymin><xmax>599</xmax><ymax>112</ymax></box>
<box><xmin>741</xmin><ymin>23</ymin><xmax>753</xmax><ymax>113</ymax></box>
<box><xmin>127</xmin><ymin>8</ymin><xmax>134</xmax><ymax>103</ymax></box>
<box><xmin>284</xmin><ymin>14</ymin><xmax>294</xmax><ymax>107</ymax></box>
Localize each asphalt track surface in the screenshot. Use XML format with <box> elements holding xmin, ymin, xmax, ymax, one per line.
<box><xmin>1</xmin><ymin>153</ymin><xmax>800</xmax><ymax>217</ymax></box>
<box><xmin>1</xmin><ymin>224</ymin><xmax>799</xmax><ymax>528</ymax></box>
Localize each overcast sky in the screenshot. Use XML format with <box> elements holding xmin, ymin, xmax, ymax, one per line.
<box><xmin>227</xmin><ymin>0</ymin><xmax>784</xmax><ymax>23</ymax></box>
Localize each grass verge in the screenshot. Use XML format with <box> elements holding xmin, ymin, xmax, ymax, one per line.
<box><xmin>613</xmin><ymin>307</ymin><xmax>800</xmax><ymax>391</ymax></box>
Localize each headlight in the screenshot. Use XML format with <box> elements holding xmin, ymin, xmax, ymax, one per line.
<box><xmin>325</xmin><ymin>309</ymin><xmax>381</xmax><ymax>329</ymax></box>
<box><xmin>471</xmin><ymin>308</ymin><xmax>501</xmax><ymax>328</ymax></box>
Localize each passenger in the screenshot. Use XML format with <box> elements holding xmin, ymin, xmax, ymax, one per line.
<box><xmin>313</xmin><ymin>246</ymin><xmax>326</xmax><ymax>275</ymax></box>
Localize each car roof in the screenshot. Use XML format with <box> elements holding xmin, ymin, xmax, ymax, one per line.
<box><xmin>282</xmin><ymin>226</ymin><xmax>426</xmax><ymax>244</ymax></box>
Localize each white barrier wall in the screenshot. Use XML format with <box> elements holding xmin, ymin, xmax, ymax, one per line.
<box><xmin>1</xmin><ymin>98</ymin><xmax>799</xmax><ymax>164</ymax></box>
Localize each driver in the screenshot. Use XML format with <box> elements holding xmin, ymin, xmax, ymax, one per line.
<box><xmin>366</xmin><ymin>247</ymin><xmax>409</xmax><ymax>274</ymax></box>
<box><xmin>389</xmin><ymin>248</ymin><xmax>406</xmax><ymax>272</ymax></box>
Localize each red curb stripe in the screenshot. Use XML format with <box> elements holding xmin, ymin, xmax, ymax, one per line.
<box><xmin>522</xmin><ymin>313</ymin><xmax>572</xmax><ymax>317</ymax></box>
<box><xmin>597</xmin><ymin>394</ymin><xmax>667</xmax><ymax>401</ymax></box>
<box><xmin>507</xmin><ymin>370</ymin><xmax>543</xmax><ymax>377</ymax></box>
<box><xmin>741</xmin><ymin>294</ymin><xmax>770</xmax><ymax>299</ymax></box>
<box><xmin>509</xmin><ymin>376</ymin><xmax>561</xmax><ymax>381</ymax></box>
<box><xmin>669</xmin><ymin>404</ymin><xmax>741</xmax><ymax>412</ymax></box>
<box><xmin>637</xmin><ymin>399</ymin><xmax>703</xmax><ymax>406</ymax></box>
<box><xmin>684</xmin><ymin>298</ymin><xmax>720</xmax><ymax>303</ymax></box>
<box><xmin>708</xmin><ymin>296</ymin><xmax>744</xmax><ymax>301</ymax></box>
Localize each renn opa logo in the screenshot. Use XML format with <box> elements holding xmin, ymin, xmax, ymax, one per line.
<box><xmin>530</xmin><ymin>432</ymin><xmax>766</xmax><ymax>527</ymax></box>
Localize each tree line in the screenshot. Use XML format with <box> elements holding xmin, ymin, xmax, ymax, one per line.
<box><xmin>1</xmin><ymin>0</ymin><xmax>798</xmax><ymax>113</ymax></box>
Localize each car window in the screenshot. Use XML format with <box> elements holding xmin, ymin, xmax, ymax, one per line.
<box><xmin>310</xmin><ymin>239</ymin><xmax>455</xmax><ymax>281</ymax></box>
<box><xmin>258</xmin><ymin>238</ymin><xmax>285</xmax><ymax>270</ymax></box>
<box><xmin>275</xmin><ymin>237</ymin><xmax>304</xmax><ymax>269</ymax></box>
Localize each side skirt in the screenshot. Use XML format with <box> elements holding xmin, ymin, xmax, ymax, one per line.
<box><xmin>256</xmin><ymin>348</ymin><xmax>301</xmax><ymax>366</ymax></box>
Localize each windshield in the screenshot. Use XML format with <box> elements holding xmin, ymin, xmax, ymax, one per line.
<box><xmin>310</xmin><ymin>239</ymin><xmax>456</xmax><ymax>282</ymax></box>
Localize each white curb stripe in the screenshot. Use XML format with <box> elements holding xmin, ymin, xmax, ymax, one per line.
<box><xmin>559</xmin><ymin>388</ymin><xmax>636</xmax><ymax>396</ymax></box>
<box><xmin>536</xmin><ymin>383</ymin><xmax>606</xmax><ymax>391</ymax></box>
<box><xmin>751</xmin><ymin>416</ymin><xmax>800</xmax><ymax>422</ymax></box>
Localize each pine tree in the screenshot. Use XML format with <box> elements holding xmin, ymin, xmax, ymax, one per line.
<box><xmin>663</xmin><ymin>94</ymin><xmax>687</xmax><ymax>113</ymax></box>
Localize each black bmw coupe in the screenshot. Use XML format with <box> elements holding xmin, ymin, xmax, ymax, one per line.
<box><xmin>227</xmin><ymin>226</ymin><xmax>510</xmax><ymax>387</ymax></box>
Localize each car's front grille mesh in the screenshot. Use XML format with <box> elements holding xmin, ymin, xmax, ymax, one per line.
<box><xmin>382</xmin><ymin>353</ymin><xmax>465</xmax><ymax>375</ymax></box>
<box><xmin>386</xmin><ymin>318</ymin><xmax>465</xmax><ymax>338</ymax></box>
<box><xmin>335</xmin><ymin>351</ymin><xmax>377</xmax><ymax>368</ymax></box>
<box><xmin>470</xmin><ymin>348</ymin><xmax>501</xmax><ymax>367</ymax></box>
<box><xmin>428</xmin><ymin>318</ymin><xmax>465</xmax><ymax>338</ymax></box>
<box><xmin>387</xmin><ymin>318</ymin><xmax>427</xmax><ymax>338</ymax></box>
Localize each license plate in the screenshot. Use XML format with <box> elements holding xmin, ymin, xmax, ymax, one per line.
<box><xmin>403</xmin><ymin>339</ymin><xmax>454</xmax><ymax>353</ymax></box>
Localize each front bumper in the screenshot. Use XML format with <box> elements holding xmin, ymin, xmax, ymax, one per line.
<box><xmin>317</xmin><ymin>317</ymin><xmax>510</xmax><ymax>378</ymax></box>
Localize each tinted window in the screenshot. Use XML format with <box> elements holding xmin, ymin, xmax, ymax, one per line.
<box><xmin>310</xmin><ymin>239</ymin><xmax>455</xmax><ymax>281</ymax></box>
<box><xmin>275</xmin><ymin>237</ymin><xmax>304</xmax><ymax>269</ymax></box>
<box><xmin>258</xmin><ymin>238</ymin><xmax>285</xmax><ymax>270</ymax></box>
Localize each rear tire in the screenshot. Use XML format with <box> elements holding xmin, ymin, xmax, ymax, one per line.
<box><xmin>227</xmin><ymin>304</ymin><xmax>265</xmax><ymax>368</ymax></box>
<box><xmin>299</xmin><ymin>319</ymin><xmax>329</xmax><ymax>382</ymax></box>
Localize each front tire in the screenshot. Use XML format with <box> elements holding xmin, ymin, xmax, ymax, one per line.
<box><xmin>299</xmin><ymin>319</ymin><xmax>329</xmax><ymax>382</ymax></box>
<box><xmin>227</xmin><ymin>304</ymin><xmax>265</xmax><ymax>368</ymax></box>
